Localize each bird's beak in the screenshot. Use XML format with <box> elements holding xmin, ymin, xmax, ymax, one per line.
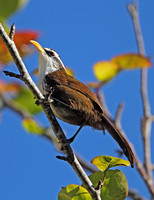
<box><xmin>30</xmin><ymin>40</ymin><xmax>44</xmax><ymax>53</ymax></box>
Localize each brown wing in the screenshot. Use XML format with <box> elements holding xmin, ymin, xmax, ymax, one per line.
<box><xmin>45</xmin><ymin>70</ymin><xmax>103</xmax><ymax>113</ymax></box>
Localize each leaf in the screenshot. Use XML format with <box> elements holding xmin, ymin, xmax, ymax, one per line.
<box><xmin>22</xmin><ymin>118</ymin><xmax>45</xmax><ymax>135</ymax></box>
<box><xmin>111</xmin><ymin>53</ymin><xmax>151</xmax><ymax>69</ymax></box>
<box><xmin>13</xmin><ymin>87</ymin><xmax>42</xmax><ymax>115</ymax></box>
<box><xmin>0</xmin><ymin>30</ymin><xmax>39</xmax><ymax>65</ymax></box>
<box><xmin>93</xmin><ymin>61</ymin><xmax>119</xmax><ymax>83</ymax></box>
<box><xmin>0</xmin><ymin>80</ymin><xmax>21</xmax><ymax>94</ymax></box>
<box><xmin>65</xmin><ymin>67</ymin><xmax>74</xmax><ymax>77</ymax></box>
<box><xmin>0</xmin><ymin>17</ymin><xmax>9</xmax><ymax>32</ymax></box>
<box><xmin>91</xmin><ymin>156</ymin><xmax>130</xmax><ymax>172</ymax></box>
<box><xmin>58</xmin><ymin>184</ymin><xmax>92</xmax><ymax>200</ymax></box>
<box><xmin>88</xmin><ymin>170</ymin><xmax>128</xmax><ymax>200</ymax></box>
<box><xmin>0</xmin><ymin>0</ymin><xmax>28</xmax><ymax>19</ymax></box>
<box><xmin>93</xmin><ymin>53</ymin><xmax>151</xmax><ymax>84</ymax></box>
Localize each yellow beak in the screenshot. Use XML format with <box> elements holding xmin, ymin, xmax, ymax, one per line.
<box><xmin>30</xmin><ymin>40</ymin><xmax>44</xmax><ymax>53</ymax></box>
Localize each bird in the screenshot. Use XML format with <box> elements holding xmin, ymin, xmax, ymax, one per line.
<box><xmin>30</xmin><ymin>40</ymin><xmax>135</xmax><ymax>167</ymax></box>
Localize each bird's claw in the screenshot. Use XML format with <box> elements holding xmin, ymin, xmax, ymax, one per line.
<box><xmin>35</xmin><ymin>98</ymin><xmax>47</xmax><ymax>106</ymax></box>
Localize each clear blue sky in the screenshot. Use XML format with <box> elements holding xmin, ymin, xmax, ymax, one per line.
<box><xmin>0</xmin><ymin>0</ymin><xmax>154</xmax><ymax>199</ymax></box>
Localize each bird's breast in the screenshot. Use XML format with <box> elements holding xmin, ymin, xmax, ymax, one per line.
<box><xmin>49</xmin><ymin>101</ymin><xmax>86</xmax><ymax>126</ymax></box>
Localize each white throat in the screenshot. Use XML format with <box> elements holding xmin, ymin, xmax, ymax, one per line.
<box><xmin>37</xmin><ymin>51</ymin><xmax>65</xmax><ymax>95</ymax></box>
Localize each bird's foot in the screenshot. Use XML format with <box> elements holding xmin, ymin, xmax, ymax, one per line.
<box><xmin>60</xmin><ymin>126</ymin><xmax>83</xmax><ymax>150</ymax></box>
<box><xmin>35</xmin><ymin>98</ymin><xmax>48</xmax><ymax>106</ymax></box>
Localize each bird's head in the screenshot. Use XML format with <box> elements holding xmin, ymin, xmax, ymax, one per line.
<box><xmin>30</xmin><ymin>40</ymin><xmax>65</xmax><ymax>75</ymax></box>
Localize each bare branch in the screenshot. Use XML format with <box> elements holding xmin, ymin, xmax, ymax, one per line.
<box><xmin>3</xmin><ymin>70</ymin><xmax>23</xmax><ymax>80</ymax></box>
<box><xmin>134</xmin><ymin>152</ymin><xmax>154</xmax><ymax>194</ymax></box>
<box><xmin>95</xmin><ymin>180</ymin><xmax>104</xmax><ymax>191</ymax></box>
<box><xmin>0</xmin><ymin>93</ymin><xmax>59</xmax><ymax>146</ymax></box>
<box><xmin>114</xmin><ymin>102</ymin><xmax>124</xmax><ymax>128</ymax></box>
<box><xmin>76</xmin><ymin>154</ymin><xmax>98</xmax><ymax>173</ymax></box>
<box><xmin>9</xmin><ymin>23</ymin><xmax>15</xmax><ymax>40</ymax></box>
<box><xmin>150</xmin><ymin>115</ymin><xmax>154</xmax><ymax>122</ymax></box>
<box><xmin>127</xmin><ymin>0</ymin><xmax>154</xmax><ymax>195</ymax></box>
<box><xmin>0</xmin><ymin>94</ymin><xmax>31</xmax><ymax>118</ymax></box>
<box><xmin>0</xmin><ymin>23</ymin><xmax>101</xmax><ymax>200</ymax></box>
<box><xmin>128</xmin><ymin>190</ymin><xmax>146</xmax><ymax>200</ymax></box>
<box><xmin>96</xmin><ymin>89</ymin><xmax>111</xmax><ymax>117</ymax></box>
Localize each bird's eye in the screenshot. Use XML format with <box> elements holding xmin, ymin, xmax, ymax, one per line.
<box><xmin>45</xmin><ymin>49</ymin><xmax>55</xmax><ymax>57</ymax></box>
<box><xmin>49</xmin><ymin>51</ymin><xmax>55</xmax><ymax>57</ymax></box>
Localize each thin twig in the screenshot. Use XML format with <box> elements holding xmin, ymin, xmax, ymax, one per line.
<box><xmin>0</xmin><ymin>23</ymin><xmax>101</xmax><ymax>200</ymax></box>
<box><xmin>0</xmin><ymin>93</ymin><xmax>59</xmax><ymax>145</ymax></box>
<box><xmin>128</xmin><ymin>190</ymin><xmax>146</xmax><ymax>200</ymax></box>
<box><xmin>150</xmin><ymin>115</ymin><xmax>154</xmax><ymax>122</ymax></box>
<box><xmin>9</xmin><ymin>23</ymin><xmax>15</xmax><ymax>40</ymax></box>
<box><xmin>0</xmin><ymin>94</ymin><xmax>31</xmax><ymax>118</ymax></box>
<box><xmin>3</xmin><ymin>71</ymin><xmax>22</xmax><ymax>80</ymax></box>
<box><xmin>127</xmin><ymin>0</ymin><xmax>154</xmax><ymax>195</ymax></box>
<box><xmin>76</xmin><ymin>154</ymin><xmax>98</xmax><ymax>173</ymax></box>
<box><xmin>96</xmin><ymin>89</ymin><xmax>111</xmax><ymax>117</ymax></box>
<box><xmin>114</xmin><ymin>102</ymin><xmax>124</xmax><ymax>128</ymax></box>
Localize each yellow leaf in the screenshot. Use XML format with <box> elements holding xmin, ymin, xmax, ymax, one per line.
<box><xmin>93</xmin><ymin>61</ymin><xmax>119</xmax><ymax>83</ymax></box>
<box><xmin>65</xmin><ymin>67</ymin><xmax>74</xmax><ymax>77</ymax></box>
<box><xmin>91</xmin><ymin>155</ymin><xmax>130</xmax><ymax>172</ymax></box>
<box><xmin>58</xmin><ymin>184</ymin><xmax>92</xmax><ymax>200</ymax></box>
<box><xmin>111</xmin><ymin>53</ymin><xmax>151</xmax><ymax>69</ymax></box>
<box><xmin>22</xmin><ymin>118</ymin><xmax>45</xmax><ymax>135</ymax></box>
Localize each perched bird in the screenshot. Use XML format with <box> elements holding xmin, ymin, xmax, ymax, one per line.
<box><xmin>30</xmin><ymin>40</ymin><xmax>135</xmax><ymax>167</ymax></box>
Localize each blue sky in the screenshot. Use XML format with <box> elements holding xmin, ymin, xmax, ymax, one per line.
<box><xmin>0</xmin><ymin>0</ymin><xmax>154</xmax><ymax>199</ymax></box>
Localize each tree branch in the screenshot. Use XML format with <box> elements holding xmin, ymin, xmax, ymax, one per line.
<box><xmin>114</xmin><ymin>102</ymin><xmax>124</xmax><ymax>129</ymax></box>
<box><xmin>1</xmin><ymin>92</ymin><xmax>147</xmax><ymax>200</ymax></box>
<box><xmin>96</xmin><ymin>89</ymin><xmax>111</xmax><ymax>118</ymax></box>
<box><xmin>0</xmin><ymin>93</ymin><xmax>31</xmax><ymax>118</ymax></box>
<box><xmin>3</xmin><ymin>70</ymin><xmax>23</xmax><ymax>80</ymax></box>
<box><xmin>0</xmin><ymin>23</ymin><xmax>101</xmax><ymax>200</ymax></box>
<box><xmin>9</xmin><ymin>23</ymin><xmax>15</xmax><ymax>40</ymax></box>
<box><xmin>0</xmin><ymin>90</ymin><xmax>98</xmax><ymax>177</ymax></box>
<box><xmin>128</xmin><ymin>190</ymin><xmax>146</xmax><ymax>200</ymax></box>
<box><xmin>127</xmin><ymin>0</ymin><xmax>154</xmax><ymax>196</ymax></box>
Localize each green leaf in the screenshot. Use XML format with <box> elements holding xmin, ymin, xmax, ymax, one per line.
<box><xmin>88</xmin><ymin>170</ymin><xmax>128</xmax><ymax>200</ymax></box>
<box><xmin>58</xmin><ymin>184</ymin><xmax>92</xmax><ymax>200</ymax></box>
<box><xmin>0</xmin><ymin>0</ymin><xmax>28</xmax><ymax>19</ymax></box>
<box><xmin>22</xmin><ymin>118</ymin><xmax>45</xmax><ymax>135</ymax></box>
<box><xmin>91</xmin><ymin>156</ymin><xmax>130</xmax><ymax>172</ymax></box>
<box><xmin>0</xmin><ymin>17</ymin><xmax>9</xmax><ymax>32</ymax></box>
<box><xmin>13</xmin><ymin>87</ymin><xmax>42</xmax><ymax>115</ymax></box>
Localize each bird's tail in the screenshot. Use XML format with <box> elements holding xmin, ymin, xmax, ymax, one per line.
<box><xmin>101</xmin><ymin>114</ymin><xmax>135</xmax><ymax>167</ymax></box>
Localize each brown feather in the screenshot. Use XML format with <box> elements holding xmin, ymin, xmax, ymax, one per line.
<box><xmin>45</xmin><ymin>70</ymin><xmax>135</xmax><ymax>167</ymax></box>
